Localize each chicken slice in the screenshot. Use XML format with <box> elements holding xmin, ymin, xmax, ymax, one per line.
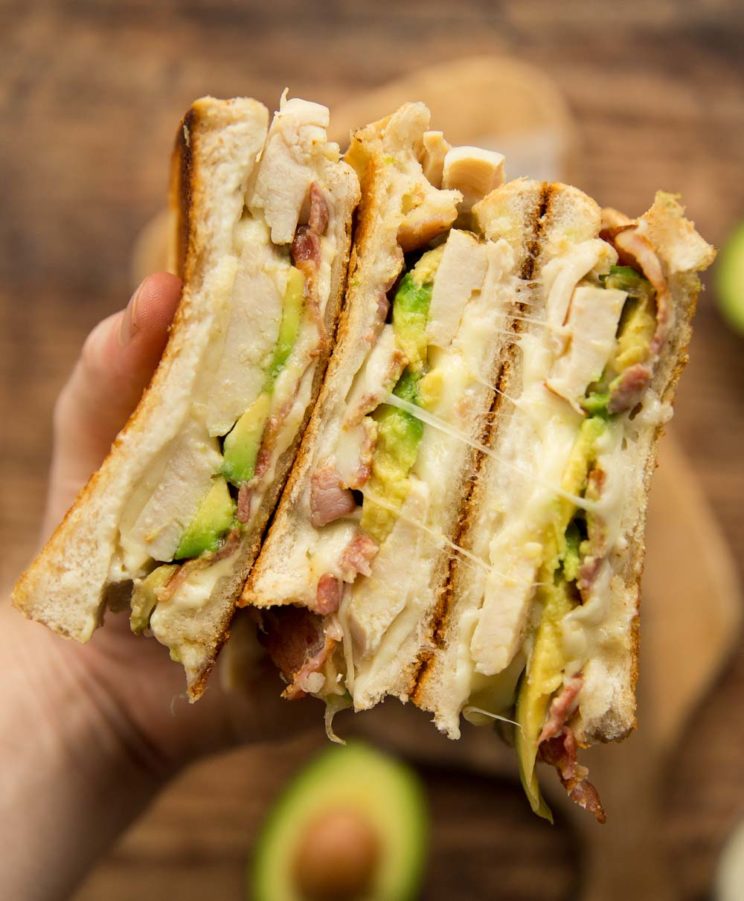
<box><xmin>250</xmin><ymin>96</ymin><xmax>333</xmax><ymax>245</ymax></box>
<box><xmin>427</xmin><ymin>229</ymin><xmax>488</xmax><ymax>349</ymax></box>
<box><xmin>443</xmin><ymin>146</ymin><xmax>505</xmax><ymax>213</ymax></box>
<box><xmin>546</xmin><ymin>286</ymin><xmax>627</xmax><ymax>409</ymax></box>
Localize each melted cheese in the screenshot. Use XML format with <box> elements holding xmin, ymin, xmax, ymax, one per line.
<box><xmin>344</xmin><ymin>237</ymin><xmax>519</xmax><ymax>702</ymax></box>
<box><xmin>344</xmin><ymin>324</ymin><xmax>403</xmax><ymax>423</ymax></box>
<box><xmin>466</xmin><ymin>239</ymin><xmax>619</xmax><ymax>683</ymax></box>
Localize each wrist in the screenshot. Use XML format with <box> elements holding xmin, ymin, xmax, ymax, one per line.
<box><xmin>0</xmin><ymin>604</ymin><xmax>173</xmax><ymax>899</ymax></box>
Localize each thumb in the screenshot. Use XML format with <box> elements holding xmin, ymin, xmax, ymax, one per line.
<box><xmin>45</xmin><ymin>273</ymin><xmax>182</xmax><ymax>535</ymax></box>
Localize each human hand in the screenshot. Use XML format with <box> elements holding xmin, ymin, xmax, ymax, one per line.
<box><xmin>2</xmin><ymin>274</ymin><xmax>316</xmax><ymax>900</ymax></box>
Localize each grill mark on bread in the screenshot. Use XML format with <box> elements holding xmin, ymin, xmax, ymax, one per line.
<box><xmin>173</xmin><ymin>107</ymin><xmax>196</xmax><ymax>279</ymax></box>
<box><xmin>411</xmin><ymin>183</ymin><xmax>554</xmax><ymax>704</ymax></box>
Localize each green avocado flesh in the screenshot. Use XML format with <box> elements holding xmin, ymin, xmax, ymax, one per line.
<box><xmin>268</xmin><ymin>266</ymin><xmax>306</xmax><ymax>383</ymax></box>
<box><xmin>515</xmin><ymin>416</ymin><xmax>606</xmax><ymax>821</ymax></box>
<box><xmin>174</xmin><ymin>476</ymin><xmax>236</xmax><ymax>560</ymax></box>
<box><xmin>130</xmin><ymin>563</ymin><xmax>179</xmax><ymax>634</ymax></box>
<box><xmin>392</xmin><ymin>272</ymin><xmax>433</xmax><ymax>372</ymax></box>
<box><xmin>222</xmin><ymin>392</ymin><xmax>271</xmax><ymax>486</ymax></box>
<box><xmin>360</xmin><ymin>249</ymin><xmax>441</xmax><ymax>544</ymax></box>
<box><xmin>361</xmin><ymin>372</ymin><xmax>424</xmax><ymax>543</ymax></box>
<box><xmin>251</xmin><ymin>744</ymin><xmax>427</xmax><ymax>901</ymax></box>
<box><xmin>716</xmin><ymin>221</ymin><xmax>744</xmax><ymax>333</ymax></box>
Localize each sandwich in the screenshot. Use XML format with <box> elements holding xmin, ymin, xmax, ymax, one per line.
<box><xmin>243</xmin><ymin>102</ymin><xmax>715</xmax><ymax>820</ymax></box>
<box><xmin>12</xmin><ymin>94</ymin><xmax>360</xmax><ymax>699</ymax></box>
<box><xmin>14</xmin><ymin>93</ymin><xmax>714</xmax><ymax>821</ymax></box>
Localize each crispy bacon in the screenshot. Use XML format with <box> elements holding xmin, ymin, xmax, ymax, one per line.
<box><xmin>237</xmin><ymin>484</ymin><xmax>253</xmax><ymax>523</ymax></box>
<box><xmin>608</xmin><ymin>362</ymin><xmax>652</xmax><ymax>414</ymax></box>
<box><xmin>310</xmin><ymin>465</ymin><xmax>357</xmax><ymax>528</ymax></box>
<box><xmin>539</xmin><ymin>727</ymin><xmax>607</xmax><ymax>824</ymax></box>
<box><xmin>315</xmin><ymin>574</ymin><xmax>343</xmax><ymax>615</ymax></box>
<box><xmin>539</xmin><ymin>675</ymin><xmax>583</xmax><ymax>744</ymax></box>
<box><xmin>308</xmin><ymin>183</ymin><xmax>329</xmax><ymax>236</ymax></box>
<box><xmin>292</xmin><ymin>226</ymin><xmax>321</xmax><ymax>268</ymax></box>
<box><xmin>258</xmin><ymin>606</ymin><xmax>337</xmax><ymax>700</ymax></box>
<box><xmin>212</xmin><ymin>527</ymin><xmax>242</xmax><ymax>563</ymax></box>
<box><xmin>339</xmin><ymin>533</ymin><xmax>378</xmax><ymax>581</ymax></box>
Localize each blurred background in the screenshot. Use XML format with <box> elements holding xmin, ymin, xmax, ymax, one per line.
<box><xmin>2</xmin><ymin>1</ymin><xmax>744</xmax><ymax>898</ymax></box>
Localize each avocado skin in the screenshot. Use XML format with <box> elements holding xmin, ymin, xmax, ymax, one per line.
<box><xmin>251</xmin><ymin>743</ymin><xmax>428</xmax><ymax>901</ymax></box>
<box><xmin>174</xmin><ymin>476</ymin><xmax>236</xmax><ymax>560</ymax></box>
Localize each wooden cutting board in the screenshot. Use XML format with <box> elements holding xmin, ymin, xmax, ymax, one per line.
<box><xmin>131</xmin><ymin>56</ymin><xmax>741</xmax><ymax>899</ymax></box>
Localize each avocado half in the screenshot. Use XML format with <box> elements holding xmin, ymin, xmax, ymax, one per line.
<box><xmin>251</xmin><ymin>743</ymin><xmax>428</xmax><ymax>901</ymax></box>
<box><xmin>716</xmin><ymin>220</ymin><xmax>744</xmax><ymax>333</ymax></box>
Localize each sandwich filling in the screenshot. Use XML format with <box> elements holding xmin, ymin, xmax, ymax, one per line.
<box><xmin>458</xmin><ymin>209</ymin><xmax>689</xmax><ymax>823</ymax></box>
<box><xmin>111</xmin><ymin>96</ymin><xmax>351</xmax><ymax>669</ymax></box>
<box><xmin>257</xmin><ymin>160</ymin><xmax>708</xmax><ymax>821</ymax></box>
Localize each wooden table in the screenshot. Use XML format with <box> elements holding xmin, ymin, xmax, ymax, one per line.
<box><xmin>2</xmin><ymin>2</ymin><xmax>743</xmax><ymax>898</ymax></box>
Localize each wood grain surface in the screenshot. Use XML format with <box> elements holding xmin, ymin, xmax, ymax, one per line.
<box><xmin>2</xmin><ymin>2</ymin><xmax>744</xmax><ymax>899</ymax></box>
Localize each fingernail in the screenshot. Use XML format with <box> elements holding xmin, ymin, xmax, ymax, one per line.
<box><xmin>119</xmin><ymin>279</ymin><xmax>146</xmax><ymax>346</ymax></box>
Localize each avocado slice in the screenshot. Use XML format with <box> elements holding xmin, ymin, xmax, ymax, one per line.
<box><xmin>361</xmin><ymin>371</ymin><xmax>424</xmax><ymax>543</ymax></box>
<box><xmin>515</xmin><ymin>574</ymin><xmax>574</xmax><ymax>823</ymax></box>
<box><xmin>513</xmin><ymin>415</ymin><xmax>606</xmax><ymax>819</ymax></box>
<box><xmin>222</xmin><ymin>392</ymin><xmax>271</xmax><ymax>486</ymax></box>
<box><xmin>267</xmin><ymin>266</ymin><xmax>306</xmax><ymax>384</ymax></box>
<box><xmin>392</xmin><ymin>246</ymin><xmax>441</xmax><ymax>371</ymax></box>
<box><xmin>130</xmin><ymin>563</ymin><xmax>179</xmax><ymax>634</ymax></box>
<box><xmin>251</xmin><ymin>743</ymin><xmax>427</xmax><ymax>901</ymax></box>
<box><xmin>174</xmin><ymin>476</ymin><xmax>235</xmax><ymax>559</ymax></box>
<box><xmin>358</xmin><ymin>249</ymin><xmax>442</xmax><ymax>542</ymax></box>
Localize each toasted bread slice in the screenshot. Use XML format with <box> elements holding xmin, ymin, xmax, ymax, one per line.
<box><xmin>13</xmin><ymin>95</ymin><xmax>359</xmax><ymax>698</ymax></box>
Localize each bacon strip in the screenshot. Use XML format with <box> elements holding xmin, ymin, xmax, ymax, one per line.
<box><xmin>608</xmin><ymin>362</ymin><xmax>652</xmax><ymax>415</ymax></box>
<box><xmin>310</xmin><ymin>465</ymin><xmax>357</xmax><ymax>528</ymax></box>
<box><xmin>315</xmin><ymin>574</ymin><xmax>343</xmax><ymax>615</ymax></box>
<box><xmin>339</xmin><ymin>533</ymin><xmax>378</xmax><ymax>581</ymax></box>
<box><xmin>539</xmin><ymin>727</ymin><xmax>606</xmax><ymax>824</ymax></box>
<box><xmin>539</xmin><ymin>675</ymin><xmax>583</xmax><ymax>744</ymax></box>
<box><xmin>258</xmin><ymin>606</ymin><xmax>338</xmax><ymax>700</ymax></box>
<box><xmin>292</xmin><ymin>227</ymin><xmax>321</xmax><ymax>268</ymax></box>
<box><xmin>308</xmin><ymin>182</ymin><xmax>329</xmax><ymax>235</ymax></box>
